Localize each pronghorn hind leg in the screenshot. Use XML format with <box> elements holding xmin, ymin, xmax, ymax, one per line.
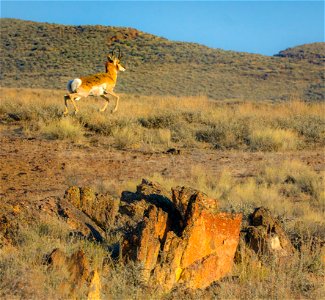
<box><xmin>63</xmin><ymin>93</ymin><xmax>79</xmax><ymax>115</ymax></box>
<box><xmin>105</xmin><ymin>91</ymin><xmax>119</xmax><ymax>113</ymax></box>
<box><xmin>70</xmin><ymin>97</ymin><xmax>79</xmax><ymax>114</ymax></box>
<box><xmin>69</xmin><ymin>93</ymin><xmax>80</xmax><ymax>114</ymax></box>
<box><xmin>99</xmin><ymin>95</ymin><xmax>110</xmax><ymax>112</ymax></box>
<box><xmin>63</xmin><ymin>94</ymin><xmax>70</xmax><ymax>116</ymax></box>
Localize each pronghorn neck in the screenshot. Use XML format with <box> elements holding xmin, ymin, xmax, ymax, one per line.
<box><xmin>105</xmin><ymin>63</ymin><xmax>118</xmax><ymax>83</ymax></box>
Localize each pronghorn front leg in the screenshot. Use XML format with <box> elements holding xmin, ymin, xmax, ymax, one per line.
<box><xmin>105</xmin><ymin>90</ymin><xmax>119</xmax><ymax>113</ymax></box>
<box><xmin>100</xmin><ymin>95</ymin><xmax>110</xmax><ymax>112</ymax></box>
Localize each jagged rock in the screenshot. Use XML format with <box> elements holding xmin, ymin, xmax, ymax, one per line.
<box><xmin>65</xmin><ymin>186</ymin><xmax>120</xmax><ymax>229</ymax></box>
<box><xmin>47</xmin><ymin>248</ymin><xmax>67</xmax><ymax>268</ymax></box>
<box><xmin>151</xmin><ymin>211</ymin><xmax>242</xmax><ymax>290</ymax></box>
<box><xmin>68</xmin><ymin>249</ymin><xmax>90</xmax><ymax>289</ymax></box>
<box><xmin>128</xmin><ymin>205</ymin><xmax>169</xmax><ymax>281</ymax></box>
<box><xmin>171</xmin><ymin>186</ymin><xmax>218</xmax><ymax>221</ymax></box>
<box><xmin>136</xmin><ymin>179</ymin><xmax>183</xmax><ymax>234</ymax></box>
<box><xmin>123</xmin><ymin>181</ymin><xmax>242</xmax><ymax>291</ymax></box>
<box><xmin>136</xmin><ymin>179</ymin><xmax>175</xmax><ymax>216</ymax></box>
<box><xmin>96</xmin><ymin>194</ymin><xmax>120</xmax><ymax>228</ymax></box>
<box><xmin>245</xmin><ymin>207</ymin><xmax>295</xmax><ymax>259</ymax></box>
<box><xmin>123</xmin><ymin>199</ymin><xmax>149</xmax><ymax>219</ymax></box>
<box><xmin>46</xmin><ymin>248</ymin><xmax>101</xmax><ymax>299</ymax></box>
<box><xmin>120</xmin><ymin>179</ymin><xmax>183</xmax><ymax>234</ymax></box>
<box><xmin>136</xmin><ymin>179</ymin><xmax>172</xmax><ymax>202</ymax></box>
<box><xmin>38</xmin><ymin>197</ymin><xmax>105</xmax><ymax>242</ymax></box>
<box><xmin>65</xmin><ymin>186</ymin><xmax>81</xmax><ymax>207</ymax></box>
<box><xmin>88</xmin><ymin>270</ymin><xmax>101</xmax><ymax>300</ymax></box>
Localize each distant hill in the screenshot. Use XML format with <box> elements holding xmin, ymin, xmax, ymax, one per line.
<box><xmin>0</xmin><ymin>18</ymin><xmax>324</xmax><ymax>101</ymax></box>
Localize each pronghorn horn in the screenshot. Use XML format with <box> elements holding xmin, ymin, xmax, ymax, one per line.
<box><xmin>117</xmin><ymin>47</ymin><xmax>122</xmax><ymax>59</ymax></box>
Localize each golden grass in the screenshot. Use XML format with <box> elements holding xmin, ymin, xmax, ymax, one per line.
<box><xmin>249</xmin><ymin>128</ymin><xmax>300</xmax><ymax>151</ymax></box>
<box><xmin>1</xmin><ymin>87</ymin><xmax>324</xmax><ymax>150</ymax></box>
<box><xmin>40</xmin><ymin>117</ymin><xmax>84</xmax><ymax>142</ymax></box>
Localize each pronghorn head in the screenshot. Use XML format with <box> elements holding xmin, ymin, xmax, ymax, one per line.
<box><xmin>107</xmin><ymin>48</ymin><xmax>126</xmax><ymax>72</ymax></box>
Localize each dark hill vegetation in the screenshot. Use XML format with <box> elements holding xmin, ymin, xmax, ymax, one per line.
<box><xmin>0</xmin><ymin>18</ymin><xmax>324</xmax><ymax>101</ymax></box>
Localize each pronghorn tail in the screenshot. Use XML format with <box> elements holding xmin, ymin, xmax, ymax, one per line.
<box><xmin>67</xmin><ymin>78</ymin><xmax>82</xmax><ymax>93</ymax></box>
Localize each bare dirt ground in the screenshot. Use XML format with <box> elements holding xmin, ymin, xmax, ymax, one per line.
<box><xmin>1</xmin><ymin>124</ymin><xmax>324</xmax><ymax>203</ymax></box>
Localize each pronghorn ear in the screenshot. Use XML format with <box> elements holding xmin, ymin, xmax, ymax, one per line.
<box><xmin>107</xmin><ymin>55</ymin><xmax>113</xmax><ymax>62</ymax></box>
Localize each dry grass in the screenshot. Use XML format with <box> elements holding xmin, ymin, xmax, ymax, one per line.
<box><xmin>40</xmin><ymin>117</ymin><xmax>84</xmax><ymax>141</ymax></box>
<box><xmin>0</xmin><ymin>88</ymin><xmax>324</xmax><ymax>299</ymax></box>
<box><xmin>249</xmin><ymin>128</ymin><xmax>300</xmax><ymax>151</ymax></box>
<box><xmin>1</xmin><ymin>88</ymin><xmax>324</xmax><ymax>151</ymax></box>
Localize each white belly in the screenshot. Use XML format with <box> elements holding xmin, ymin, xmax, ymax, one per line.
<box><xmin>88</xmin><ymin>84</ymin><xmax>106</xmax><ymax>96</ymax></box>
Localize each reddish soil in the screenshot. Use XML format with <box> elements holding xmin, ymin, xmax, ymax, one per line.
<box><xmin>1</xmin><ymin>125</ymin><xmax>324</xmax><ymax>203</ymax></box>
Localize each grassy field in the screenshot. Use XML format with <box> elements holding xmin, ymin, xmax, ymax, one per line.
<box><xmin>0</xmin><ymin>88</ymin><xmax>324</xmax><ymax>299</ymax></box>
<box><xmin>1</xmin><ymin>87</ymin><xmax>324</xmax><ymax>150</ymax></box>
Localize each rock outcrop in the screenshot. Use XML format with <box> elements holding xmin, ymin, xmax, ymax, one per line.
<box><xmin>65</xmin><ymin>186</ymin><xmax>120</xmax><ymax>229</ymax></box>
<box><xmin>238</xmin><ymin>207</ymin><xmax>295</xmax><ymax>262</ymax></box>
<box><xmin>38</xmin><ymin>196</ymin><xmax>105</xmax><ymax>242</ymax></box>
<box><xmin>33</xmin><ymin>180</ymin><xmax>242</xmax><ymax>293</ymax></box>
<box><xmin>122</xmin><ymin>181</ymin><xmax>242</xmax><ymax>291</ymax></box>
<box><xmin>46</xmin><ymin>248</ymin><xmax>101</xmax><ymax>299</ymax></box>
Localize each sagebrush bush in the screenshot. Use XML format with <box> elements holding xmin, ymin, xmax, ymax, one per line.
<box><xmin>248</xmin><ymin>128</ymin><xmax>300</xmax><ymax>151</ymax></box>
<box><xmin>259</xmin><ymin>160</ymin><xmax>325</xmax><ymax>203</ymax></box>
<box><xmin>40</xmin><ymin>118</ymin><xmax>84</xmax><ymax>141</ymax></box>
<box><xmin>195</xmin><ymin>117</ymin><xmax>250</xmax><ymax>149</ymax></box>
<box><xmin>278</xmin><ymin>115</ymin><xmax>325</xmax><ymax>146</ymax></box>
<box><xmin>112</xmin><ymin>125</ymin><xmax>142</xmax><ymax>149</ymax></box>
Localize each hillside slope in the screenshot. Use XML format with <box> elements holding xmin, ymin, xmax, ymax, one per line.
<box><xmin>0</xmin><ymin>18</ymin><xmax>324</xmax><ymax>101</ymax></box>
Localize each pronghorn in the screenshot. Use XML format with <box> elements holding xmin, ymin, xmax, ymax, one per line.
<box><xmin>63</xmin><ymin>49</ymin><xmax>125</xmax><ymax>115</ymax></box>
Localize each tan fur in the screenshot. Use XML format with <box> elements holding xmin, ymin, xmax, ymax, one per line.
<box><xmin>64</xmin><ymin>55</ymin><xmax>125</xmax><ymax>115</ymax></box>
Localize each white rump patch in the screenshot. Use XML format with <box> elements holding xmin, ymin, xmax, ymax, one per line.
<box><xmin>67</xmin><ymin>78</ymin><xmax>82</xmax><ymax>93</ymax></box>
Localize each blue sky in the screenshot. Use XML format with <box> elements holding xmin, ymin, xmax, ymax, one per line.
<box><xmin>1</xmin><ymin>1</ymin><xmax>324</xmax><ymax>55</ymax></box>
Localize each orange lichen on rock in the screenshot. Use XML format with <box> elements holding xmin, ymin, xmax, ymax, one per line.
<box><xmin>150</xmin><ymin>203</ymin><xmax>242</xmax><ymax>290</ymax></box>
<box><xmin>124</xmin><ymin>182</ymin><xmax>242</xmax><ymax>291</ymax></box>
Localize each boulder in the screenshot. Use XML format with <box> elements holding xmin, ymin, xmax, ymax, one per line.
<box><xmin>245</xmin><ymin>207</ymin><xmax>295</xmax><ymax>259</ymax></box>
<box><xmin>130</xmin><ymin>205</ymin><xmax>169</xmax><ymax>281</ymax></box>
<box><xmin>88</xmin><ymin>270</ymin><xmax>102</xmax><ymax>300</ymax></box>
<box><xmin>46</xmin><ymin>248</ymin><xmax>101</xmax><ymax>299</ymax></box>
<box><xmin>151</xmin><ymin>210</ymin><xmax>242</xmax><ymax>290</ymax></box>
<box><xmin>38</xmin><ymin>197</ymin><xmax>105</xmax><ymax>242</ymax></box>
<box><xmin>65</xmin><ymin>186</ymin><xmax>120</xmax><ymax>229</ymax></box>
<box><xmin>123</xmin><ymin>180</ymin><xmax>242</xmax><ymax>291</ymax></box>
